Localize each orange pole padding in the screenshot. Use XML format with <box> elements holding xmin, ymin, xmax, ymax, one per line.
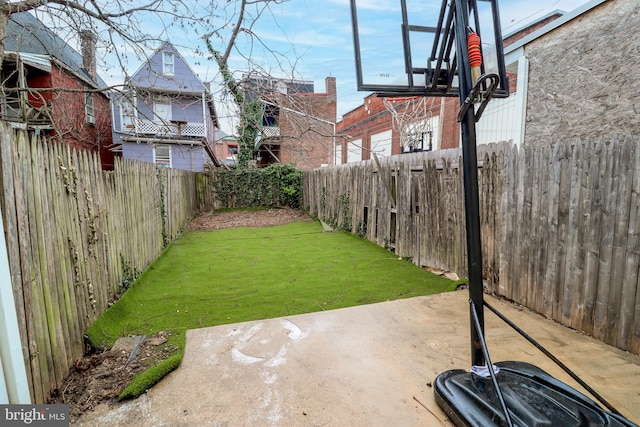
<box><xmin>467</xmin><ymin>32</ymin><xmax>482</xmax><ymax>67</ymax></box>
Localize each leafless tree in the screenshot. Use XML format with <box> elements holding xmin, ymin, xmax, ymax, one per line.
<box><xmin>204</xmin><ymin>0</ymin><xmax>342</xmax><ymax>169</ymax></box>
<box><xmin>0</xmin><ymin>0</ymin><xmax>211</xmax><ymax>75</ymax></box>
<box><xmin>0</xmin><ymin>0</ymin><xmax>340</xmax><ymax>167</ymax></box>
<box><xmin>0</xmin><ymin>0</ymin><xmax>215</xmax><ymax>161</ymax></box>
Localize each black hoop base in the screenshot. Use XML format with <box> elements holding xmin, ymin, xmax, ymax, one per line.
<box><xmin>434</xmin><ymin>361</ymin><xmax>637</xmax><ymax>427</ymax></box>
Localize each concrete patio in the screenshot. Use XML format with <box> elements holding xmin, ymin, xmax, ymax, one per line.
<box><xmin>74</xmin><ymin>290</ymin><xmax>640</xmax><ymax>426</ymax></box>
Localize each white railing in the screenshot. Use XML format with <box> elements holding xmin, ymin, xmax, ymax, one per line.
<box><xmin>261</xmin><ymin>126</ymin><xmax>280</xmax><ymax>138</ymax></box>
<box><xmin>123</xmin><ymin>120</ymin><xmax>205</xmax><ymax>137</ymax></box>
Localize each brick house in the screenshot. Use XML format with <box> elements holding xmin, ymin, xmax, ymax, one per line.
<box><xmin>1</xmin><ymin>12</ymin><xmax>115</xmax><ymax>169</ymax></box>
<box><xmin>111</xmin><ymin>41</ymin><xmax>219</xmax><ymax>171</ymax></box>
<box><xmin>213</xmin><ymin>129</ymin><xmax>239</xmax><ymax>166</ymax></box>
<box><xmin>245</xmin><ymin>74</ymin><xmax>337</xmax><ymax>170</ymax></box>
<box><xmin>336</xmin><ymin>94</ymin><xmax>447</xmax><ymax>163</ymax></box>
<box><xmin>336</xmin><ymin>10</ymin><xmax>562</xmax><ymax>163</ymax></box>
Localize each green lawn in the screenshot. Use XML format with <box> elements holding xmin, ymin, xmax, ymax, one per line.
<box><xmin>86</xmin><ymin>218</ymin><xmax>463</xmax><ymax>398</ymax></box>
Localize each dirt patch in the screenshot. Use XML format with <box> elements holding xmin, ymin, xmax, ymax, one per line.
<box><xmin>50</xmin><ymin>208</ymin><xmax>311</xmax><ymax>424</ymax></box>
<box><xmin>50</xmin><ymin>332</ymin><xmax>178</xmax><ymax>423</ymax></box>
<box><xmin>188</xmin><ymin>207</ymin><xmax>312</xmax><ymax>231</ymax></box>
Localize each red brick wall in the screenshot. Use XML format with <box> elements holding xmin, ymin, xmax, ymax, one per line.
<box><xmin>214</xmin><ymin>139</ymin><xmax>238</xmax><ymax>163</ymax></box>
<box><xmin>439</xmin><ymin>97</ymin><xmax>459</xmax><ymax>150</ymax></box>
<box><xmin>338</xmin><ymin>95</ymin><xmax>390</xmax><ymax>162</ymax></box>
<box><xmin>40</xmin><ymin>65</ymin><xmax>114</xmax><ymax>169</ymax></box>
<box><xmin>337</xmin><ymin>95</ymin><xmax>452</xmax><ymax>160</ymax></box>
<box><xmin>273</xmin><ymin>77</ymin><xmax>337</xmax><ymax>170</ymax></box>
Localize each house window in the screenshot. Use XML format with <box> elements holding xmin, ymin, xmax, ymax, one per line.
<box><xmin>120</xmin><ymin>98</ymin><xmax>136</xmax><ymax>130</ymax></box>
<box><xmin>154</xmin><ymin>144</ymin><xmax>171</xmax><ymax>167</ymax></box>
<box><xmin>163</xmin><ymin>52</ymin><xmax>174</xmax><ymax>76</ymax></box>
<box><xmin>154</xmin><ymin>98</ymin><xmax>172</xmax><ymax>122</ymax></box>
<box><xmin>227</xmin><ymin>145</ymin><xmax>238</xmax><ymax>156</ymax></box>
<box><xmin>85</xmin><ymin>91</ymin><xmax>95</xmax><ymax>124</ymax></box>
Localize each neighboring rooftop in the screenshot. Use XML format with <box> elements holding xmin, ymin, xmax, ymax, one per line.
<box><xmin>5</xmin><ymin>11</ymin><xmax>107</xmax><ymax>89</ymax></box>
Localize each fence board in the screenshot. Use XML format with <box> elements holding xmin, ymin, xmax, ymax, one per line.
<box><xmin>608</xmin><ymin>139</ymin><xmax>634</xmax><ymax>347</ymax></box>
<box><xmin>481</xmin><ymin>150</ymin><xmax>497</xmax><ymax>291</ymax></box>
<box><xmin>527</xmin><ymin>145</ymin><xmax>541</xmax><ymax>311</ymax></box>
<box><xmin>0</xmin><ymin>128</ymin><xmax>33</xmax><ymax>397</ymax></box>
<box><xmin>514</xmin><ymin>144</ymin><xmax>528</xmax><ymax>305</ymax></box>
<box><xmin>620</xmin><ymin>138</ymin><xmax>640</xmax><ymax>351</ymax></box>
<box><xmin>533</xmin><ymin>144</ymin><xmax>551</xmax><ymax>314</ymax></box>
<box><xmin>499</xmin><ymin>144</ymin><xmax>517</xmax><ymax>298</ymax></box>
<box><xmin>593</xmin><ymin>140</ymin><xmax>619</xmax><ymax>342</ymax></box>
<box><xmin>581</xmin><ymin>139</ymin><xmax>605</xmax><ymax>335</ymax></box>
<box><xmin>563</xmin><ymin>141</ymin><xmax>585</xmax><ymax>328</ymax></box>
<box><xmin>554</xmin><ymin>142</ymin><xmax>572</xmax><ymax>320</ymax></box>
<box><xmin>20</xmin><ymin>131</ymin><xmax>56</xmax><ymax>395</ymax></box>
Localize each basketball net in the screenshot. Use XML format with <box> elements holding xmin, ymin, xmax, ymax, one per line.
<box><xmin>383</xmin><ymin>96</ymin><xmax>434</xmax><ymax>151</ymax></box>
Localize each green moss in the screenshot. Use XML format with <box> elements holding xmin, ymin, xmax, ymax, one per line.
<box><xmin>118</xmin><ymin>353</ymin><xmax>183</xmax><ymax>400</ymax></box>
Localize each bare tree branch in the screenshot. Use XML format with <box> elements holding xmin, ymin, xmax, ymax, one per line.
<box><xmin>221</xmin><ymin>0</ymin><xmax>246</xmax><ymax>63</ymax></box>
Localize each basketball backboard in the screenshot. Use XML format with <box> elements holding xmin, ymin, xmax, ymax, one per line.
<box><xmin>349</xmin><ymin>0</ymin><xmax>509</xmax><ymax>98</ymax></box>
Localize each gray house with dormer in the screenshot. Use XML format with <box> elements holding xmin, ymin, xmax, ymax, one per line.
<box><xmin>111</xmin><ymin>41</ymin><xmax>219</xmax><ymax>171</ymax></box>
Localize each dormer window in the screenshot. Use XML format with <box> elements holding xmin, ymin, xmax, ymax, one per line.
<box><xmin>163</xmin><ymin>52</ymin><xmax>174</xmax><ymax>76</ymax></box>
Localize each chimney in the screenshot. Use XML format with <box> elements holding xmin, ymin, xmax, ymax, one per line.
<box><xmin>325</xmin><ymin>77</ymin><xmax>336</xmax><ymax>101</ymax></box>
<box><xmin>79</xmin><ymin>30</ymin><xmax>97</xmax><ymax>81</ymax></box>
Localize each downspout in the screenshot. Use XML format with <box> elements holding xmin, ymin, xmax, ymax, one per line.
<box><xmin>202</xmin><ymin>91</ymin><xmax>207</xmax><ymax>140</ymax></box>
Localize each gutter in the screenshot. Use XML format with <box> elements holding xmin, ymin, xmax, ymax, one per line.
<box><xmin>504</xmin><ymin>0</ymin><xmax>607</xmax><ymax>55</ymax></box>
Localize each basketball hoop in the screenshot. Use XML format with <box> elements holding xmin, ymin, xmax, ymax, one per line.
<box><xmin>350</xmin><ymin>1</ymin><xmax>635</xmax><ymax>425</ymax></box>
<box><xmin>383</xmin><ymin>96</ymin><xmax>435</xmax><ymax>151</ymax></box>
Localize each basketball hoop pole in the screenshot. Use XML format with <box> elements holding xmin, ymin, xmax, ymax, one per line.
<box><xmin>454</xmin><ymin>0</ymin><xmax>485</xmax><ymax>369</ymax></box>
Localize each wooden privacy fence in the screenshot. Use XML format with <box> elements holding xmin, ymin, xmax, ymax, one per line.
<box><xmin>304</xmin><ymin>138</ymin><xmax>640</xmax><ymax>356</ymax></box>
<box><xmin>0</xmin><ymin>125</ymin><xmax>216</xmax><ymax>403</ymax></box>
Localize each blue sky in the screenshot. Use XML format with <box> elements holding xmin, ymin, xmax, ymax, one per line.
<box><xmin>93</xmin><ymin>0</ymin><xmax>593</xmax><ymax>134</ymax></box>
